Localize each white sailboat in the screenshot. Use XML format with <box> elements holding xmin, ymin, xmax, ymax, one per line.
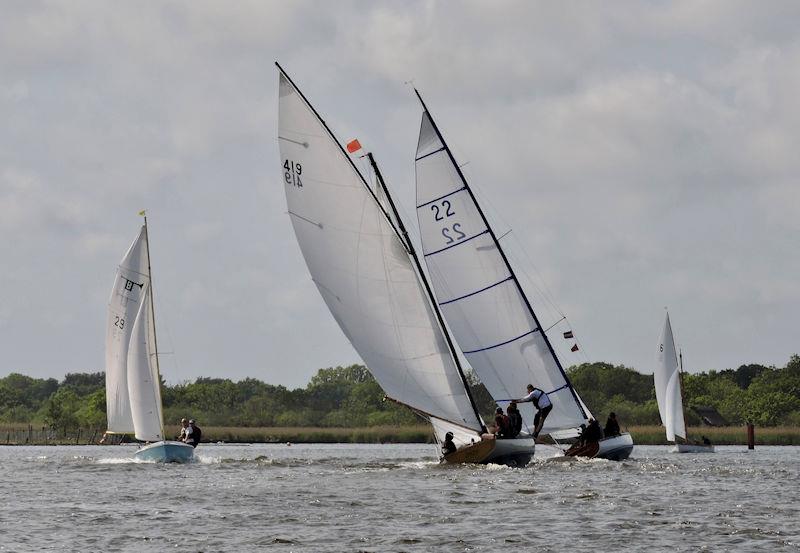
<box><xmin>655</xmin><ymin>312</ymin><xmax>714</xmax><ymax>453</ymax></box>
<box><xmin>277</xmin><ymin>63</ymin><xmax>534</xmax><ymax>465</ymax></box>
<box><xmin>104</xmin><ymin>217</ymin><xmax>194</xmax><ymax>462</ymax></box>
<box><xmin>412</xmin><ymin>91</ymin><xmax>634</xmax><ymax>461</ymax></box>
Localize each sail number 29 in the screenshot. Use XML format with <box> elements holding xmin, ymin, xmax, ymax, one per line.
<box><xmin>283</xmin><ymin>159</ymin><xmax>303</xmax><ymax>187</ymax></box>
<box><xmin>431</xmin><ymin>200</ymin><xmax>465</xmax><ymax>245</ymax></box>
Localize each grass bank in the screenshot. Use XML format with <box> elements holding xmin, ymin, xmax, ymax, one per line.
<box><xmin>626</xmin><ymin>425</ymin><xmax>800</xmax><ymax>445</ymax></box>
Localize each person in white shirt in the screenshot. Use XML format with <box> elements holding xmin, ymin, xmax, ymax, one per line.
<box><xmin>515</xmin><ymin>384</ymin><xmax>552</xmax><ymax>438</ymax></box>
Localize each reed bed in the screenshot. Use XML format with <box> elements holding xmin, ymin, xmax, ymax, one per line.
<box><xmin>627</xmin><ymin>425</ymin><xmax>800</xmax><ymax>445</ymax></box>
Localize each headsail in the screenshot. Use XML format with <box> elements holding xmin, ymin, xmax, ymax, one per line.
<box><xmin>105</xmin><ymin>226</ymin><xmax>149</xmax><ymax>433</ymax></box>
<box><xmin>126</xmin><ymin>286</ymin><xmax>164</xmax><ymax>442</ymax></box>
<box><xmin>654</xmin><ymin>313</ymin><xmax>686</xmax><ymax>441</ymax></box>
<box><xmin>277</xmin><ymin>65</ymin><xmax>483</xmax><ymax>433</ymax></box>
<box><xmin>413</xmin><ymin>96</ymin><xmax>587</xmax><ymax>434</ymax></box>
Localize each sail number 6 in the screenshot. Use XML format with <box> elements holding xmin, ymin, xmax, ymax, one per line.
<box><xmin>283</xmin><ymin>159</ymin><xmax>303</xmax><ymax>187</ymax></box>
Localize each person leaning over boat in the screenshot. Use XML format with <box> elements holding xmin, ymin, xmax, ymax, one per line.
<box><xmin>514</xmin><ymin>384</ymin><xmax>552</xmax><ymax>438</ymax></box>
<box><xmin>603</xmin><ymin>412</ymin><xmax>620</xmax><ymax>437</ymax></box>
<box><xmin>184</xmin><ymin>419</ymin><xmax>202</xmax><ymax>448</ymax></box>
<box><xmin>442</xmin><ymin>432</ymin><xmax>457</xmax><ymax>456</ymax></box>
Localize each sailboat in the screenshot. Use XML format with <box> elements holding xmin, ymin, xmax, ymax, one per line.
<box><xmin>655</xmin><ymin>312</ymin><xmax>714</xmax><ymax>453</ymax></box>
<box><xmin>412</xmin><ymin>91</ymin><xmax>634</xmax><ymax>461</ymax></box>
<box><xmin>277</xmin><ymin>63</ymin><xmax>534</xmax><ymax>465</ymax></box>
<box><xmin>104</xmin><ymin>217</ymin><xmax>194</xmax><ymax>462</ymax></box>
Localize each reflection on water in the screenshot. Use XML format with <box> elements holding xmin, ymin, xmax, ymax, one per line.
<box><xmin>1</xmin><ymin>444</ymin><xmax>798</xmax><ymax>552</ymax></box>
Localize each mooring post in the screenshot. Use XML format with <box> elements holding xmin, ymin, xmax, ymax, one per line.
<box><xmin>747</xmin><ymin>422</ymin><xmax>755</xmax><ymax>450</ymax></box>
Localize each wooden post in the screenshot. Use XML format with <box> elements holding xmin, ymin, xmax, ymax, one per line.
<box><xmin>747</xmin><ymin>423</ymin><xmax>755</xmax><ymax>450</ymax></box>
<box><xmin>76</xmin><ymin>428</ymin><xmax>81</xmax><ymax>444</ymax></box>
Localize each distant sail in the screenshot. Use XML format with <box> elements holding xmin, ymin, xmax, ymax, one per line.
<box><xmin>105</xmin><ymin>226</ymin><xmax>149</xmax><ymax>433</ymax></box>
<box><xmin>414</xmin><ymin>106</ymin><xmax>587</xmax><ymax>434</ymax></box>
<box><xmin>654</xmin><ymin>313</ymin><xmax>686</xmax><ymax>441</ymax></box>
<box><xmin>126</xmin><ymin>286</ymin><xmax>164</xmax><ymax>442</ymax></box>
<box><xmin>277</xmin><ymin>68</ymin><xmax>483</xmax><ymax>432</ymax></box>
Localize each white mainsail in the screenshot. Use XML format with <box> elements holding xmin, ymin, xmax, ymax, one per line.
<box><xmin>105</xmin><ymin>226</ymin><xmax>149</xmax><ymax>433</ymax></box>
<box><xmin>277</xmin><ymin>66</ymin><xmax>483</xmax><ymax>435</ymax></box>
<box><xmin>414</xmin><ymin>104</ymin><xmax>587</xmax><ymax>434</ymax></box>
<box><xmin>654</xmin><ymin>312</ymin><xmax>686</xmax><ymax>441</ymax></box>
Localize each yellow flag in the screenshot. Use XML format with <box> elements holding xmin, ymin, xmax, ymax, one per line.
<box><xmin>138</xmin><ymin>210</ymin><xmax>146</xmax><ymax>216</ymax></box>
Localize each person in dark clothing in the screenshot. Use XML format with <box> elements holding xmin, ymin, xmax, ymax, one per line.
<box><xmin>583</xmin><ymin>418</ymin><xmax>603</xmax><ymax>443</ymax></box>
<box><xmin>702</xmin><ymin>436</ymin><xmax>712</xmax><ymax>445</ymax></box>
<box><xmin>442</xmin><ymin>431</ymin><xmax>457</xmax><ymax>456</ymax></box>
<box><xmin>184</xmin><ymin>419</ymin><xmax>201</xmax><ymax>448</ymax></box>
<box><xmin>603</xmin><ymin>412</ymin><xmax>620</xmax><ymax>437</ymax></box>
<box><xmin>494</xmin><ymin>407</ymin><xmax>511</xmax><ymax>438</ymax></box>
<box><xmin>506</xmin><ymin>401</ymin><xmax>523</xmax><ymax>438</ymax></box>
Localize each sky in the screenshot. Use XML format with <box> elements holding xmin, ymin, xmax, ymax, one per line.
<box><xmin>1</xmin><ymin>1</ymin><xmax>799</xmax><ymax>388</ymax></box>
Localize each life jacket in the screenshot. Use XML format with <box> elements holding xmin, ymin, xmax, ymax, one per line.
<box><xmin>530</xmin><ymin>388</ymin><xmax>544</xmax><ymax>409</ymax></box>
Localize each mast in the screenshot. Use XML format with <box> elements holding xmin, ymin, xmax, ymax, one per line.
<box><xmin>678</xmin><ymin>348</ymin><xmax>689</xmax><ymax>444</ymax></box>
<box><xmin>413</xmin><ymin>89</ymin><xmax>586</xmax><ymax>418</ymax></box>
<box><xmin>141</xmin><ymin>213</ymin><xmax>165</xmax><ymax>439</ymax></box>
<box><xmin>367</xmin><ymin>152</ymin><xmax>487</xmax><ymax>434</ymax></box>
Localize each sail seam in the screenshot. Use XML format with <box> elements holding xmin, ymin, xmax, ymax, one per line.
<box><xmin>439</xmin><ymin>276</ymin><xmax>514</xmax><ymax>306</ymax></box>
<box><xmin>416</xmin><ymin>187</ymin><xmax>467</xmax><ymax>209</ymax></box>
<box><xmin>415</xmin><ymin>146</ymin><xmax>446</xmax><ymax>162</ymax></box>
<box><xmin>423</xmin><ymin>230</ymin><xmax>489</xmax><ymax>257</ymax></box>
<box><xmin>461</xmin><ymin>328</ymin><xmax>540</xmax><ymax>354</ymax></box>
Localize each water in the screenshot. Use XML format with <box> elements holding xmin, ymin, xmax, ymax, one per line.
<box><xmin>0</xmin><ymin>444</ymin><xmax>797</xmax><ymax>552</ymax></box>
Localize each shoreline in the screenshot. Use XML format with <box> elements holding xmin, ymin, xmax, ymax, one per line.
<box><xmin>1</xmin><ymin>424</ymin><xmax>798</xmax><ymax>446</ymax></box>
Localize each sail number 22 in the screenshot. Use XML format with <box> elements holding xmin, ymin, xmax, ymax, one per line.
<box><xmin>431</xmin><ymin>200</ymin><xmax>465</xmax><ymax>245</ymax></box>
<box><xmin>283</xmin><ymin>159</ymin><xmax>303</xmax><ymax>187</ymax></box>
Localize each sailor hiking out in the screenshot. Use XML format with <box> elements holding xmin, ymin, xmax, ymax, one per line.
<box><xmin>515</xmin><ymin>384</ymin><xmax>552</xmax><ymax>438</ymax></box>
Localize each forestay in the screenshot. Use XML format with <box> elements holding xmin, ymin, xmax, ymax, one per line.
<box><xmin>277</xmin><ymin>68</ymin><xmax>483</xmax><ymax>433</ymax></box>
<box><xmin>105</xmin><ymin>226</ymin><xmax>149</xmax><ymax>434</ymax></box>
<box><xmin>126</xmin><ymin>286</ymin><xmax>164</xmax><ymax>442</ymax></box>
<box><xmin>654</xmin><ymin>313</ymin><xmax>686</xmax><ymax>441</ymax></box>
<box><xmin>414</xmin><ymin>107</ymin><xmax>587</xmax><ymax>434</ymax></box>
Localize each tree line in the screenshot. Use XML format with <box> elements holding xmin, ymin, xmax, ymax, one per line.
<box><xmin>1</xmin><ymin>355</ymin><xmax>798</xmax><ymax>433</ymax></box>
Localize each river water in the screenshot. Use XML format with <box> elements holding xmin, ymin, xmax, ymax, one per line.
<box><xmin>0</xmin><ymin>443</ymin><xmax>797</xmax><ymax>552</ymax></box>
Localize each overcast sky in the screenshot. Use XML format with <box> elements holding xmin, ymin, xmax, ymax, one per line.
<box><xmin>2</xmin><ymin>1</ymin><xmax>798</xmax><ymax>388</ymax></box>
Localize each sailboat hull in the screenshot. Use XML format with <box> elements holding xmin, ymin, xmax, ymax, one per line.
<box><xmin>133</xmin><ymin>440</ymin><xmax>195</xmax><ymax>463</ymax></box>
<box><xmin>564</xmin><ymin>432</ymin><xmax>634</xmax><ymax>461</ymax></box>
<box><xmin>443</xmin><ymin>435</ymin><xmax>535</xmax><ymax>467</ymax></box>
<box><xmin>671</xmin><ymin>443</ymin><xmax>715</xmax><ymax>453</ymax></box>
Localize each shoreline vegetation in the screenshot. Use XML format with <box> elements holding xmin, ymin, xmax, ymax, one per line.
<box><xmin>2</xmin><ymin>424</ymin><xmax>800</xmax><ymax>446</ymax></box>
<box><xmin>2</xmin><ymin>357</ymin><xmax>798</xmax><ymax>446</ymax></box>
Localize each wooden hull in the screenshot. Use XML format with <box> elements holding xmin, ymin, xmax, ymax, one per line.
<box><xmin>564</xmin><ymin>432</ymin><xmax>634</xmax><ymax>461</ymax></box>
<box><xmin>443</xmin><ymin>434</ymin><xmax>535</xmax><ymax>467</ymax></box>
<box><xmin>133</xmin><ymin>440</ymin><xmax>195</xmax><ymax>463</ymax></box>
<box><xmin>671</xmin><ymin>442</ymin><xmax>715</xmax><ymax>453</ymax></box>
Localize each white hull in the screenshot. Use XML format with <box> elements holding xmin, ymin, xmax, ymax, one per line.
<box><xmin>133</xmin><ymin>440</ymin><xmax>195</xmax><ymax>462</ymax></box>
<box><xmin>444</xmin><ymin>434</ymin><xmax>535</xmax><ymax>467</ymax></box>
<box><xmin>595</xmin><ymin>432</ymin><xmax>634</xmax><ymax>460</ymax></box>
<box><xmin>671</xmin><ymin>442</ymin><xmax>715</xmax><ymax>453</ymax></box>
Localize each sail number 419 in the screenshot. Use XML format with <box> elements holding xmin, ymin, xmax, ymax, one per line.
<box><xmin>284</xmin><ymin>159</ymin><xmax>303</xmax><ymax>187</ymax></box>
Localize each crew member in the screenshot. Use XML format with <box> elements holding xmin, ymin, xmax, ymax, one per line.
<box><xmin>515</xmin><ymin>384</ymin><xmax>552</xmax><ymax>438</ymax></box>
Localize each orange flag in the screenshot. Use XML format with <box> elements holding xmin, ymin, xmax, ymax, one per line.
<box><xmin>346</xmin><ymin>139</ymin><xmax>362</xmax><ymax>153</ymax></box>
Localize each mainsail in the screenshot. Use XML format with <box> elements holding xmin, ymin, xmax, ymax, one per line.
<box><xmin>277</xmin><ymin>65</ymin><xmax>484</xmax><ymax>435</ymax></box>
<box><xmin>105</xmin><ymin>226</ymin><xmax>149</xmax><ymax>433</ymax></box>
<box><xmin>413</xmin><ymin>94</ymin><xmax>587</xmax><ymax>434</ymax></box>
<box><xmin>654</xmin><ymin>312</ymin><xmax>686</xmax><ymax>441</ymax></box>
<box><xmin>126</xmin><ymin>285</ymin><xmax>165</xmax><ymax>442</ymax></box>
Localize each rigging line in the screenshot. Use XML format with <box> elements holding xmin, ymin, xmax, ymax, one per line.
<box><xmin>543</xmin><ymin>316</ymin><xmax>567</xmax><ymax>334</ymax></box>
<box><xmin>286</xmin><ymin>210</ymin><xmax>323</xmax><ymax>228</ymax></box>
<box><xmin>278</xmin><ymin>136</ymin><xmax>310</xmax><ymax>148</ymax></box>
<box><xmin>423</xmin><ymin>230</ymin><xmax>489</xmax><ymax>257</ymax></box>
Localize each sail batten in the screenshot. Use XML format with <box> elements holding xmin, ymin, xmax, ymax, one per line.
<box><xmin>414</xmin><ymin>97</ymin><xmax>588</xmax><ymax>434</ymax></box>
<box><xmin>277</xmin><ymin>66</ymin><xmax>483</xmax><ymax>433</ymax></box>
